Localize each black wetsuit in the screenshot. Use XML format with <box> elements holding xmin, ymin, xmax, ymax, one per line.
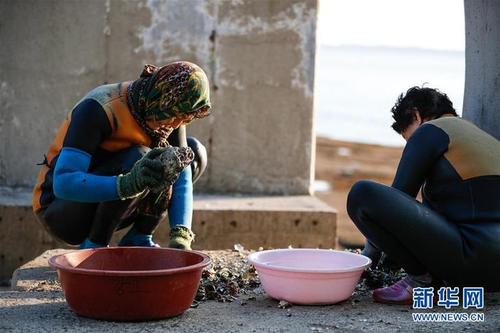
<box><xmin>34</xmin><ymin>95</ymin><xmax>207</xmax><ymax>246</ymax></box>
<box><xmin>347</xmin><ymin>116</ymin><xmax>500</xmax><ymax>291</ymax></box>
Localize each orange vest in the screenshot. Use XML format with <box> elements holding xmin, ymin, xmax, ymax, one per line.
<box><xmin>32</xmin><ymin>82</ymin><xmax>152</xmax><ymax>212</ymax></box>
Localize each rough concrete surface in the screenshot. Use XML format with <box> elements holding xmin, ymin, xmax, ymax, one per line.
<box><xmin>463</xmin><ymin>0</ymin><xmax>500</xmax><ymax>139</ymax></box>
<box><xmin>1</xmin><ymin>249</ymin><xmax>499</xmax><ymax>333</ymax></box>
<box><xmin>2</xmin><ymin>291</ymin><xmax>499</xmax><ymax>333</ymax></box>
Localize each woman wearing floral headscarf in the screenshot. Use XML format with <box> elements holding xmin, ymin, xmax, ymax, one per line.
<box><xmin>32</xmin><ymin>61</ymin><xmax>211</xmax><ymax>250</ymax></box>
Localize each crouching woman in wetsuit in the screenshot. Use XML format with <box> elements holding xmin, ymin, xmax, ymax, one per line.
<box><xmin>347</xmin><ymin>86</ymin><xmax>500</xmax><ymax>304</ymax></box>
<box><xmin>32</xmin><ymin>61</ymin><xmax>210</xmax><ymax>250</ymax></box>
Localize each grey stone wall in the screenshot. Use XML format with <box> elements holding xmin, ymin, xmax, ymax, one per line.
<box><xmin>463</xmin><ymin>0</ymin><xmax>500</xmax><ymax>138</ymax></box>
<box><xmin>0</xmin><ymin>0</ymin><xmax>317</xmax><ymax>195</ymax></box>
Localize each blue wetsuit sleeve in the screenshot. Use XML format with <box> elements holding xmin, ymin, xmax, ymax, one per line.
<box><xmin>167</xmin><ymin>166</ymin><xmax>193</xmax><ymax>228</ymax></box>
<box><xmin>53</xmin><ymin>98</ymin><xmax>118</xmax><ymax>202</ymax></box>
<box><xmin>392</xmin><ymin>124</ymin><xmax>449</xmax><ymax>197</ymax></box>
<box><xmin>53</xmin><ymin>147</ymin><xmax>119</xmax><ymax>202</ymax></box>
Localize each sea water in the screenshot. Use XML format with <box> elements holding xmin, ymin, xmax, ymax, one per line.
<box><xmin>315</xmin><ymin>45</ymin><xmax>465</xmax><ymax>147</ymax></box>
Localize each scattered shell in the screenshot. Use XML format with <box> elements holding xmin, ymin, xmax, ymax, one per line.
<box><xmin>195</xmin><ymin>249</ymin><xmax>261</xmax><ymax>303</ymax></box>
<box><xmin>278</xmin><ymin>300</ymin><xmax>291</xmax><ymax>309</ymax></box>
<box><xmin>233</xmin><ymin>244</ymin><xmax>245</xmax><ymax>253</ymax></box>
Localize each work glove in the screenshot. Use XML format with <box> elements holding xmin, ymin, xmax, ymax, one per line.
<box><xmin>116</xmin><ymin>148</ymin><xmax>167</xmax><ymax>199</ymax></box>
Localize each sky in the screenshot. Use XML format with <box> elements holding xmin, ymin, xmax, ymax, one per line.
<box><xmin>317</xmin><ymin>0</ymin><xmax>465</xmax><ymax>51</ymax></box>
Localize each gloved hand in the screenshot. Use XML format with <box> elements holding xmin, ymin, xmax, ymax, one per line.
<box><xmin>116</xmin><ymin>148</ymin><xmax>167</xmax><ymax>199</ymax></box>
<box><xmin>150</xmin><ymin>146</ymin><xmax>194</xmax><ymax>192</ymax></box>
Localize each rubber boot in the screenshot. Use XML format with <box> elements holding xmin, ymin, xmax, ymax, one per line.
<box><xmin>118</xmin><ymin>226</ymin><xmax>159</xmax><ymax>247</ymax></box>
<box><xmin>79</xmin><ymin>237</ymin><xmax>107</xmax><ymax>249</ymax></box>
<box><xmin>168</xmin><ymin>226</ymin><xmax>195</xmax><ymax>250</ymax></box>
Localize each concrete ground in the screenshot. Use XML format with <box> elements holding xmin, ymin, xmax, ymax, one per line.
<box><xmin>1</xmin><ymin>250</ymin><xmax>499</xmax><ymax>333</ymax></box>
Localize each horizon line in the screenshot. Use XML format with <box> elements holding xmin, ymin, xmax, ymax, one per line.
<box><xmin>319</xmin><ymin>43</ymin><xmax>465</xmax><ymax>54</ymax></box>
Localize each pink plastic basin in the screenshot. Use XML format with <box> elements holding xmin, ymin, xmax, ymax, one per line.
<box><xmin>248</xmin><ymin>249</ymin><xmax>371</xmax><ymax>305</ymax></box>
<box><xmin>49</xmin><ymin>247</ymin><xmax>210</xmax><ymax>321</ymax></box>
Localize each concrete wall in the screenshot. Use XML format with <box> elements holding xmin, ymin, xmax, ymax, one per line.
<box><xmin>463</xmin><ymin>0</ymin><xmax>500</xmax><ymax>138</ymax></box>
<box><xmin>0</xmin><ymin>0</ymin><xmax>317</xmax><ymax>195</ymax></box>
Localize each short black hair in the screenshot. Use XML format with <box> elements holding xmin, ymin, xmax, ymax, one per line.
<box><xmin>391</xmin><ymin>86</ymin><xmax>457</xmax><ymax>133</ymax></box>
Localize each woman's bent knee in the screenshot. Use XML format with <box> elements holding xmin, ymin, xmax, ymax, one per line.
<box><xmin>347</xmin><ymin>180</ymin><xmax>382</xmax><ymax>217</ymax></box>
<box><xmin>187</xmin><ymin>137</ymin><xmax>207</xmax><ymax>183</ymax></box>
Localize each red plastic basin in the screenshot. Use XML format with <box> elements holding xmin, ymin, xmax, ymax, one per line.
<box><xmin>49</xmin><ymin>247</ymin><xmax>210</xmax><ymax>321</ymax></box>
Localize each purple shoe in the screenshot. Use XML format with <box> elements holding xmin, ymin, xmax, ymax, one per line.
<box><xmin>372</xmin><ymin>276</ymin><xmax>414</xmax><ymax>305</ymax></box>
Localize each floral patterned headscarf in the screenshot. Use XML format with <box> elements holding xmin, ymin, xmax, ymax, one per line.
<box><xmin>128</xmin><ymin>61</ymin><xmax>211</xmax><ymax>146</ymax></box>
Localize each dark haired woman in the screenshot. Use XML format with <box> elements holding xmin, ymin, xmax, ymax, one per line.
<box><xmin>32</xmin><ymin>62</ymin><xmax>211</xmax><ymax>250</ymax></box>
<box><xmin>347</xmin><ymin>86</ymin><xmax>500</xmax><ymax>304</ymax></box>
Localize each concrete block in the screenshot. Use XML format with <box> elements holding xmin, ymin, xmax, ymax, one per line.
<box><xmin>0</xmin><ymin>187</ymin><xmax>66</xmax><ymax>285</ymax></box>
<box><xmin>1</xmin><ymin>187</ymin><xmax>336</xmax><ymax>283</ymax></box>
<box><xmin>10</xmin><ymin>249</ymin><xmax>69</xmax><ymax>292</ymax></box>
<box><xmin>189</xmin><ymin>195</ymin><xmax>336</xmax><ymax>250</ymax></box>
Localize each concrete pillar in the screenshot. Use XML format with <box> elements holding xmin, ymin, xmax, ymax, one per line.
<box><xmin>0</xmin><ymin>0</ymin><xmax>318</xmax><ymax>195</ymax></box>
<box><xmin>463</xmin><ymin>0</ymin><xmax>500</xmax><ymax>138</ymax></box>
